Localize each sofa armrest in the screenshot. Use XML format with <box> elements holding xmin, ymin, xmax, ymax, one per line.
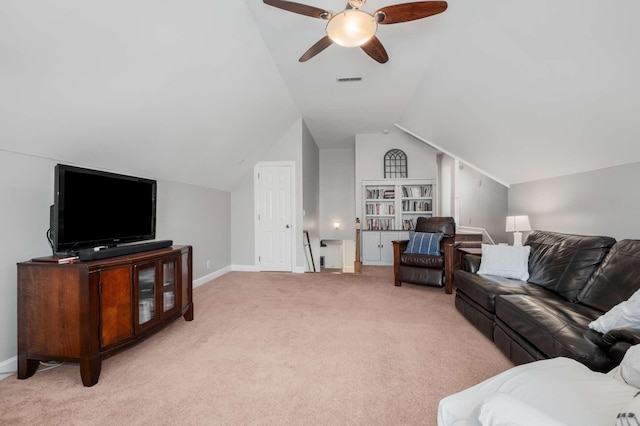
<box><xmin>463</xmin><ymin>254</ymin><xmax>482</xmax><ymax>273</ymax></box>
<box><xmin>601</xmin><ymin>328</ymin><xmax>640</xmax><ymax>368</ymax></box>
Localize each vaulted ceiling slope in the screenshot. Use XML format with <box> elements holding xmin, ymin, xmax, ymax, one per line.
<box><xmin>398</xmin><ymin>0</ymin><xmax>640</xmax><ymax>185</ymax></box>
<box><xmin>249</xmin><ymin>0</ymin><xmax>640</xmax><ymax>185</ymax></box>
<box><xmin>0</xmin><ymin>1</ymin><xmax>300</xmax><ymax>191</ymax></box>
<box><xmin>3</xmin><ymin>1</ymin><xmax>639</xmax><ymax>190</ymax></box>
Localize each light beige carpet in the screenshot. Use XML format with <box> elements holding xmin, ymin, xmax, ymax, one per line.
<box><xmin>0</xmin><ymin>266</ymin><xmax>512</xmax><ymax>425</ymax></box>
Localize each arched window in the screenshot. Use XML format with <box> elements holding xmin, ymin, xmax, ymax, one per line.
<box><xmin>384</xmin><ymin>149</ymin><xmax>407</xmax><ymax>178</ymax></box>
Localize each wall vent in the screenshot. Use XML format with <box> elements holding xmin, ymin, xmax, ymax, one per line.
<box><xmin>336</xmin><ymin>77</ymin><xmax>362</xmax><ymax>83</ymax></box>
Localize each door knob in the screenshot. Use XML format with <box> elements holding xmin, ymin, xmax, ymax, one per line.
<box><xmin>286</xmin><ymin>224</ymin><xmax>290</xmax><ymax>228</ymax></box>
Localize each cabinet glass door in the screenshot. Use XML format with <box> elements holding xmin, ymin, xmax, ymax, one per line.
<box><xmin>162</xmin><ymin>260</ymin><xmax>177</xmax><ymax>313</ymax></box>
<box><xmin>137</xmin><ymin>266</ymin><xmax>156</xmax><ymax>326</ymax></box>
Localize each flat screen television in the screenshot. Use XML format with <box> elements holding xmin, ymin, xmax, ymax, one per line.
<box><xmin>52</xmin><ymin>164</ymin><xmax>157</xmax><ymax>253</ymax></box>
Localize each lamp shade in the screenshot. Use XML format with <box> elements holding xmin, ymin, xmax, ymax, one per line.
<box><xmin>505</xmin><ymin>215</ymin><xmax>532</xmax><ymax>232</ymax></box>
<box><xmin>326</xmin><ymin>9</ymin><xmax>377</xmax><ymax>47</ymax></box>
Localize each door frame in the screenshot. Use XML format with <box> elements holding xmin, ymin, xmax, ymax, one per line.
<box><xmin>254</xmin><ymin>161</ymin><xmax>297</xmax><ymax>272</ymax></box>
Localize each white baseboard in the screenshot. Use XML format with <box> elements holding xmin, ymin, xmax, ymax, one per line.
<box><xmin>193</xmin><ymin>266</ymin><xmax>231</xmax><ymax>288</ymax></box>
<box><xmin>231</xmin><ymin>264</ymin><xmax>259</xmax><ymax>272</ymax></box>
<box><xmin>0</xmin><ymin>356</ymin><xmax>17</xmax><ymax>380</ymax></box>
<box><xmin>231</xmin><ymin>264</ymin><xmax>305</xmax><ymax>273</ymax></box>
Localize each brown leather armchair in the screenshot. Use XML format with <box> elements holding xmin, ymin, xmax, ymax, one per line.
<box><xmin>392</xmin><ymin>217</ymin><xmax>456</xmax><ymax>294</ymax></box>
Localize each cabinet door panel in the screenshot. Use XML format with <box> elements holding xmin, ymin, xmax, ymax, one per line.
<box><xmin>135</xmin><ymin>263</ymin><xmax>157</xmax><ymax>330</ymax></box>
<box><xmin>362</xmin><ymin>232</ymin><xmax>382</xmax><ymax>262</ymax></box>
<box><xmin>161</xmin><ymin>258</ymin><xmax>178</xmax><ymax>316</ymax></box>
<box><xmin>380</xmin><ymin>232</ymin><xmax>398</xmax><ymax>263</ymax></box>
<box><xmin>100</xmin><ymin>267</ymin><xmax>132</xmax><ymax>347</ymax></box>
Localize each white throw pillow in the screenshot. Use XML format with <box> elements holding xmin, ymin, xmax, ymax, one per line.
<box><xmin>589</xmin><ymin>289</ymin><xmax>640</xmax><ymax>334</ymax></box>
<box><xmin>477</xmin><ymin>244</ymin><xmax>531</xmax><ymax>281</ymax></box>
<box><xmin>479</xmin><ymin>393</ymin><xmax>567</xmax><ymax>426</ymax></box>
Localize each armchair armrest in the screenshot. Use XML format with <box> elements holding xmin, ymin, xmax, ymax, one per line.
<box><xmin>601</xmin><ymin>328</ymin><xmax>640</xmax><ymax>368</ymax></box>
<box><xmin>443</xmin><ymin>243</ymin><xmax>455</xmax><ymax>294</ymax></box>
<box><xmin>392</xmin><ymin>240</ymin><xmax>409</xmax><ymax>287</ymax></box>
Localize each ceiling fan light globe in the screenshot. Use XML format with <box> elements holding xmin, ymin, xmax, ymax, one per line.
<box><xmin>326</xmin><ymin>10</ymin><xmax>377</xmax><ymax>47</ymax></box>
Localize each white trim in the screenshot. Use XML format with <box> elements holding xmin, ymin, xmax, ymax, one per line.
<box><xmin>0</xmin><ymin>356</ymin><xmax>17</xmax><ymax>380</ymax></box>
<box><xmin>231</xmin><ymin>264</ymin><xmax>260</xmax><ymax>272</ymax></box>
<box><xmin>254</xmin><ymin>161</ymin><xmax>297</xmax><ymax>272</ymax></box>
<box><xmin>292</xmin><ymin>266</ymin><xmax>305</xmax><ymax>273</ymax></box>
<box><xmin>394</xmin><ymin>123</ymin><xmax>510</xmax><ymax>189</ymax></box>
<box><xmin>457</xmin><ymin>226</ymin><xmax>496</xmax><ymax>245</ymax></box>
<box><xmin>193</xmin><ymin>266</ymin><xmax>230</xmax><ymax>288</ymax></box>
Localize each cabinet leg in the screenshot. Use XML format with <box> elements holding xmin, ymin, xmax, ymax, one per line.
<box><xmin>17</xmin><ymin>356</ymin><xmax>39</xmax><ymax>379</ymax></box>
<box><xmin>183</xmin><ymin>303</ymin><xmax>194</xmax><ymax>321</ymax></box>
<box><xmin>79</xmin><ymin>356</ymin><xmax>101</xmax><ymax>387</ymax></box>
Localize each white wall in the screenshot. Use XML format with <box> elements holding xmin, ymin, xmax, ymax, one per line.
<box><xmin>0</xmin><ymin>149</ymin><xmax>230</xmax><ymax>369</ymax></box>
<box><xmin>509</xmin><ymin>161</ymin><xmax>640</xmax><ymax>240</ymax></box>
<box><xmin>439</xmin><ymin>154</ymin><xmax>455</xmax><ymax>217</ymax></box>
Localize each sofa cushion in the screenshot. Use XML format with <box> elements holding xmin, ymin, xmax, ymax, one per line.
<box><xmin>454</xmin><ymin>270</ymin><xmax>550</xmax><ymax>314</ymax></box>
<box><xmin>525</xmin><ymin>230</ymin><xmax>616</xmax><ymax>302</ymax></box>
<box><xmin>495</xmin><ymin>294</ymin><xmax>609</xmax><ymax>369</ymax></box>
<box><xmin>405</xmin><ymin>231</ymin><xmax>442</xmax><ymax>255</ymax></box>
<box><xmin>400</xmin><ymin>253</ymin><xmax>443</xmax><ymax>268</ymax></box>
<box><xmin>577</xmin><ymin>240</ymin><xmax>640</xmax><ymax>312</ymax></box>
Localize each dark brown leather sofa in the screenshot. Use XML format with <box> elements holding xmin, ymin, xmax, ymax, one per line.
<box><xmin>392</xmin><ymin>217</ymin><xmax>456</xmax><ymax>294</ymax></box>
<box><xmin>455</xmin><ymin>230</ymin><xmax>640</xmax><ymax>372</ymax></box>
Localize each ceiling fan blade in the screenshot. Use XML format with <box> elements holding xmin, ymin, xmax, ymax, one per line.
<box><xmin>360</xmin><ymin>36</ymin><xmax>389</xmax><ymax>64</ymax></box>
<box><xmin>263</xmin><ymin>0</ymin><xmax>330</xmax><ymax>19</ymax></box>
<box><xmin>299</xmin><ymin>36</ymin><xmax>334</xmax><ymax>62</ymax></box>
<box><xmin>376</xmin><ymin>1</ymin><xmax>447</xmax><ymax>25</ymax></box>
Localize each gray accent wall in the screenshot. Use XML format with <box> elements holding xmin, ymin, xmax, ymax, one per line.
<box><xmin>319</xmin><ymin>148</ymin><xmax>356</xmax><ymax>240</ymax></box>
<box><xmin>509</xmin><ymin>161</ymin><xmax>640</xmax><ymax>240</ymax></box>
<box><xmin>457</xmin><ymin>162</ymin><xmax>509</xmax><ymax>244</ymax></box>
<box><xmin>230</xmin><ymin>118</ymin><xmax>319</xmax><ymax>271</ymax></box>
<box><xmin>302</xmin><ymin>122</ymin><xmax>320</xmax><ymax>271</ymax></box>
<box><xmin>0</xmin><ymin>148</ymin><xmax>230</xmax><ymax>368</ymax></box>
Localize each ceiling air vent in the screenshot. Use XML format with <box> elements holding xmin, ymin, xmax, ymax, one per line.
<box><xmin>336</xmin><ymin>77</ymin><xmax>362</xmax><ymax>83</ymax></box>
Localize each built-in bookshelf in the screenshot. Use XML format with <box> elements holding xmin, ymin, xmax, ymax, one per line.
<box><xmin>400</xmin><ymin>183</ymin><xmax>435</xmax><ymax>230</ymax></box>
<box><xmin>362</xmin><ymin>179</ymin><xmax>436</xmax><ymax>231</ymax></box>
<box><xmin>361</xmin><ymin>179</ymin><xmax>437</xmax><ymax>265</ymax></box>
<box><xmin>363</xmin><ymin>184</ymin><xmax>396</xmax><ymax>231</ymax></box>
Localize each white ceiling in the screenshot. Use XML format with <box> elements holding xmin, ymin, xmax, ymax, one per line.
<box><xmin>247</xmin><ymin>0</ymin><xmax>640</xmax><ymax>185</ymax></box>
<box><xmin>1</xmin><ymin>0</ymin><xmax>639</xmax><ymax>189</ymax></box>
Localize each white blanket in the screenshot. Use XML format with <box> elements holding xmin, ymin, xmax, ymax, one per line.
<box><xmin>437</xmin><ymin>357</ymin><xmax>638</xmax><ymax>426</ymax></box>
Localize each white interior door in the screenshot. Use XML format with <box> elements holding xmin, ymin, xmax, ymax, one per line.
<box><xmin>256</xmin><ymin>165</ymin><xmax>293</xmax><ymax>271</ymax></box>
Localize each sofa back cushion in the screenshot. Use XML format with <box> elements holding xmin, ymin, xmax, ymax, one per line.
<box><xmin>525</xmin><ymin>230</ymin><xmax>616</xmax><ymax>301</ymax></box>
<box><xmin>577</xmin><ymin>240</ymin><xmax>640</xmax><ymax>312</ymax></box>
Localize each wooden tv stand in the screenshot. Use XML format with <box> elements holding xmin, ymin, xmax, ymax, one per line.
<box><xmin>17</xmin><ymin>245</ymin><xmax>193</xmax><ymax>387</ymax></box>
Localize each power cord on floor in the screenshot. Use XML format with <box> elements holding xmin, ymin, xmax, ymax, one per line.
<box><xmin>37</xmin><ymin>360</ymin><xmax>65</xmax><ymax>373</ymax></box>
<box><xmin>0</xmin><ymin>361</ymin><xmax>65</xmax><ymax>376</ymax></box>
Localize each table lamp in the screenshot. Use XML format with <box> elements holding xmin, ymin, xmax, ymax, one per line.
<box><xmin>506</xmin><ymin>215</ymin><xmax>532</xmax><ymax>246</ymax></box>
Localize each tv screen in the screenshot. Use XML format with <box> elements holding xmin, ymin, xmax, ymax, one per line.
<box><xmin>53</xmin><ymin>164</ymin><xmax>157</xmax><ymax>253</ymax></box>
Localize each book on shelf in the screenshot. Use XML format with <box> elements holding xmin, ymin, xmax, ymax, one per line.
<box><xmin>403</xmin><ymin>185</ymin><xmax>433</xmax><ymax>198</ymax></box>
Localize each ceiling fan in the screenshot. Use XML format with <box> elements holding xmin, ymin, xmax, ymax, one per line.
<box><xmin>263</xmin><ymin>0</ymin><xmax>447</xmax><ymax>63</ymax></box>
